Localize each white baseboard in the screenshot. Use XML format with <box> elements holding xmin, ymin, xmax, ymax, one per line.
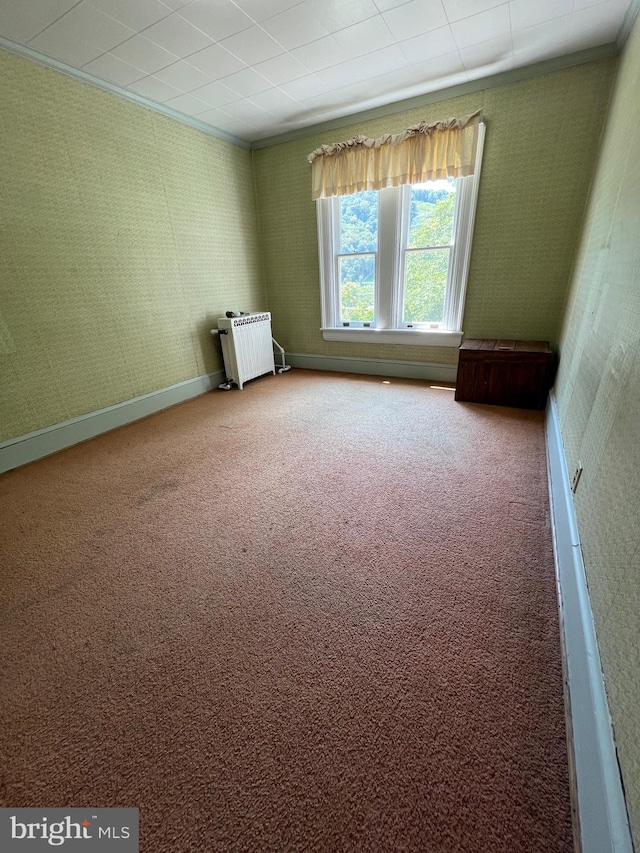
<box><xmin>545</xmin><ymin>391</ymin><xmax>633</xmax><ymax>853</ymax></box>
<box><xmin>285</xmin><ymin>352</ymin><xmax>458</xmax><ymax>383</ymax></box>
<box><xmin>0</xmin><ymin>371</ymin><xmax>224</xmax><ymax>474</ymax></box>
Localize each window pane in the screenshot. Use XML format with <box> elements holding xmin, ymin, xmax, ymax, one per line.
<box><xmin>409</xmin><ymin>180</ymin><xmax>456</xmax><ymax>248</ymax></box>
<box><xmin>403</xmin><ymin>248</ymin><xmax>450</xmax><ymax>324</ymax></box>
<box><xmin>340</xmin><ymin>254</ymin><xmax>375</xmax><ymax>322</ymax></box>
<box><xmin>339</xmin><ymin>192</ymin><xmax>378</xmax><ymax>253</ymax></box>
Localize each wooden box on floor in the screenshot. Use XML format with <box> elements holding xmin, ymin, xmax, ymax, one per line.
<box><xmin>454</xmin><ymin>339</ymin><xmax>555</xmax><ymax>409</ymax></box>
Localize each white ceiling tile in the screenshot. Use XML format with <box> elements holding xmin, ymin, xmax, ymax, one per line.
<box><xmin>373</xmin><ymin>0</ymin><xmax>413</xmax><ymax>11</ymax></box>
<box><xmin>220</xmin><ymin>66</ymin><xmax>272</xmax><ymax>96</ymax></box>
<box><xmin>253</xmin><ymin>52</ymin><xmax>310</xmax><ymax>84</ymax></box>
<box><xmin>159</xmin><ymin>0</ymin><xmax>191</xmax><ymax>9</ymax></box>
<box><xmin>190</xmin><ymin>79</ymin><xmax>238</xmax><ymax>106</ymax></box>
<box><xmin>378</xmin><ymin>54</ymin><xmax>467</xmax><ymax>101</ymax></box>
<box><xmin>279</xmin><ymin>74</ymin><xmax>331</xmax><ymax>99</ymax></box>
<box><xmin>28</xmin><ymin>25</ymin><xmax>104</xmax><ymax>66</ymax></box>
<box><xmin>295</xmin><ymin>89</ymin><xmax>340</xmax><ymax>116</ymax></box>
<box><xmin>326</xmin><ymin>79</ymin><xmax>386</xmax><ymax>104</ymax></box>
<box><xmin>238</xmin><ymin>113</ymin><xmax>282</xmax><ymax>132</ymax></box>
<box><xmin>383</xmin><ymin>0</ymin><xmax>448</xmax><ymax>40</ymax></box>
<box><xmin>512</xmin><ymin>15</ymin><xmax>571</xmax><ymax>61</ymax></box>
<box><xmin>251</xmin><ymin>123</ymin><xmax>293</xmax><ymax>139</ymax></box>
<box><xmin>569</xmin><ymin>0</ymin><xmax>627</xmax><ymax>46</ymax></box>
<box><xmin>153</xmin><ymin>59</ymin><xmax>210</xmax><ymax>90</ymax></box>
<box><xmin>54</xmin><ymin>3</ymin><xmax>136</xmax><ymax>52</ymax></box>
<box><xmin>572</xmin><ymin>0</ymin><xmax>607</xmax><ymax>9</ymax></box>
<box><xmin>509</xmin><ymin>0</ymin><xmax>573</xmax><ymax>32</ymax></box>
<box><xmin>195</xmin><ymin>105</ymin><xmax>237</xmax><ymax>125</ymax></box>
<box><xmin>442</xmin><ymin>0</ymin><xmax>506</xmax><ymax>23</ymax></box>
<box><xmin>83</xmin><ymin>52</ymin><xmax>146</xmax><ymax>84</ymax></box>
<box><xmin>465</xmin><ymin>57</ymin><xmax>513</xmax><ymax>80</ymax></box>
<box><xmin>218</xmin><ymin>25</ymin><xmax>284</xmax><ymax>64</ymax></box>
<box><xmin>247</xmin><ymin>87</ymin><xmax>298</xmax><ymax>112</ymax></box>
<box><xmin>306</xmin><ymin>0</ymin><xmax>380</xmax><ymax>32</ymax></box>
<box><xmin>402</xmin><ymin>49</ymin><xmax>466</xmax><ymax>83</ymax></box>
<box><xmin>186</xmin><ymin>43</ymin><xmax>246</xmax><ymax>78</ymax></box>
<box><xmin>0</xmin><ymin>1</ymin><xmax>45</xmax><ymax>42</ymax></box>
<box><xmin>320</xmin><ymin>44</ymin><xmax>407</xmax><ymax>89</ymax></box>
<box><xmin>413</xmin><ymin>77</ymin><xmax>468</xmax><ymax>99</ymax></box>
<box><xmin>355</xmin><ymin>42</ymin><xmax>408</xmax><ymax>73</ymax></box>
<box><xmin>260</xmin><ymin>3</ymin><xmax>331</xmax><ymax>50</ymax></box>
<box><xmin>17</xmin><ymin>0</ymin><xmax>80</xmax><ymax>31</ymax></box>
<box><xmin>450</xmin><ymin>3</ymin><xmax>510</xmax><ymax>48</ymax></box>
<box><xmin>323</xmin><ymin>75</ymin><xmax>436</xmax><ymax>115</ymax></box>
<box><xmin>292</xmin><ymin>35</ymin><xmax>352</xmax><ymax>72</ymax></box>
<box><xmin>111</xmin><ymin>34</ymin><xmax>178</xmax><ymax>73</ymax></box>
<box><xmin>215</xmin><ymin>118</ymin><xmax>258</xmax><ymax>137</ymax></box>
<box><xmin>333</xmin><ymin>15</ymin><xmax>396</xmax><ymax>56</ymax></box>
<box><xmin>143</xmin><ymin>13</ymin><xmax>213</xmax><ymax>56</ymax></box>
<box><xmin>219</xmin><ymin>98</ymin><xmax>268</xmax><ymax>120</ymax></box>
<box><xmin>128</xmin><ymin>75</ymin><xmax>183</xmax><ymax>100</ymax></box>
<box><xmin>459</xmin><ymin>33</ymin><xmax>512</xmax><ymax>68</ymax></box>
<box><xmin>300</xmin><ymin>93</ymin><xmax>342</xmax><ymax>116</ymax></box>
<box><xmin>164</xmin><ymin>92</ymin><xmax>212</xmax><ymax>114</ymax></box>
<box><xmin>232</xmin><ymin>0</ymin><xmax>302</xmax><ymax>22</ymax></box>
<box><xmin>399</xmin><ymin>25</ymin><xmax>457</xmax><ymax>63</ymax></box>
<box><xmin>178</xmin><ymin>0</ymin><xmax>254</xmax><ymax>41</ymax></box>
<box><xmin>87</xmin><ymin>0</ymin><xmax>172</xmax><ymax>31</ymax></box>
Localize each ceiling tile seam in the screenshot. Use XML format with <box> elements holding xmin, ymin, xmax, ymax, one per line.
<box><xmin>130</xmin><ymin>7</ymin><xmax>300</xmax><ymax>105</ymax></box>
<box><xmin>44</xmin><ymin>1</ymin><xmax>256</xmax><ymax>86</ymax></box>
<box><xmin>25</xmin><ymin>0</ymin><xmax>179</xmax><ymax>76</ymax></box>
<box><xmin>24</xmin><ymin>0</ymin><xmax>84</xmax><ymax>45</ymax></box>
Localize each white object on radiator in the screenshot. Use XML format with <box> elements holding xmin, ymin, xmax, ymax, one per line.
<box><xmin>215</xmin><ymin>312</ymin><xmax>276</xmax><ymax>390</ymax></box>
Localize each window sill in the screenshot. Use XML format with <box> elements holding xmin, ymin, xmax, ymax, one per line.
<box><xmin>321</xmin><ymin>328</ymin><xmax>463</xmax><ymax>347</ymax></box>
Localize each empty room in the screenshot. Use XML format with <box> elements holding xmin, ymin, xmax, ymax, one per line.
<box><xmin>1</xmin><ymin>0</ymin><xmax>639</xmax><ymax>851</ymax></box>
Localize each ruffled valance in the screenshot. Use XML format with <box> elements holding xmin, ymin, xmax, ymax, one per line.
<box><xmin>308</xmin><ymin>110</ymin><xmax>481</xmax><ymax>200</ymax></box>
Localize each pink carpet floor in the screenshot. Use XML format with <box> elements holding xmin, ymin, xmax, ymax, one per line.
<box><xmin>0</xmin><ymin>370</ymin><xmax>572</xmax><ymax>851</ymax></box>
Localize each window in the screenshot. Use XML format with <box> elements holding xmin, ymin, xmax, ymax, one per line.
<box><xmin>316</xmin><ymin>123</ymin><xmax>485</xmax><ymax>347</ymax></box>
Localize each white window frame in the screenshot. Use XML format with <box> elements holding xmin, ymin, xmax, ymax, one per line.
<box><xmin>316</xmin><ymin>122</ymin><xmax>485</xmax><ymax>347</ymax></box>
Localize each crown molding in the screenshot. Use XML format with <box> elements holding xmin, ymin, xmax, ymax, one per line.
<box><xmin>250</xmin><ymin>43</ymin><xmax>619</xmax><ymax>150</ymax></box>
<box><xmin>0</xmin><ymin>37</ymin><xmax>250</xmax><ymax>150</ymax></box>
<box><xmin>617</xmin><ymin>0</ymin><xmax>640</xmax><ymax>49</ymax></box>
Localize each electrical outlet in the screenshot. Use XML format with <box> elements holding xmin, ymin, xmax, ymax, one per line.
<box><xmin>571</xmin><ymin>461</ymin><xmax>583</xmax><ymax>493</ymax></box>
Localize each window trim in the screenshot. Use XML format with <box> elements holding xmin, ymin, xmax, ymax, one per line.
<box><xmin>316</xmin><ymin>122</ymin><xmax>485</xmax><ymax>348</ymax></box>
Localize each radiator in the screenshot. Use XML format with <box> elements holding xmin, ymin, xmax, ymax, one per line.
<box><xmin>217</xmin><ymin>312</ymin><xmax>275</xmax><ymax>389</ymax></box>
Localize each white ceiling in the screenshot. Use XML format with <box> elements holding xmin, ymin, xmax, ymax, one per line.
<box><xmin>0</xmin><ymin>0</ymin><xmax>632</xmax><ymax>144</ymax></box>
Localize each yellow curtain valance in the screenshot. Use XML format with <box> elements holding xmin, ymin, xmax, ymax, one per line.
<box><xmin>308</xmin><ymin>110</ymin><xmax>481</xmax><ymax>200</ymax></box>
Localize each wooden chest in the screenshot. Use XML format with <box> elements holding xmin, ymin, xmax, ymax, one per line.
<box><xmin>454</xmin><ymin>339</ymin><xmax>555</xmax><ymax>409</ymax></box>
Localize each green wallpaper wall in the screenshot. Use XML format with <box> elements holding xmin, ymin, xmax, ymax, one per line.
<box><xmin>0</xmin><ymin>49</ymin><xmax>266</xmax><ymax>443</ymax></box>
<box><xmin>253</xmin><ymin>60</ymin><xmax>615</xmax><ymax>365</ymax></box>
<box><xmin>555</xmin><ymin>15</ymin><xmax>640</xmax><ymax>846</ymax></box>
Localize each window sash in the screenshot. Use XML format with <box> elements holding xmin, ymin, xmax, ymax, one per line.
<box><xmin>336</xmin><ymin>252</ymin><xmax>377</xmax><ymax>326</ymax></box>
<box><xmin>400</xmin><ymin>246</ymin><xmax>452</xmax><ymax>328</ymax></box>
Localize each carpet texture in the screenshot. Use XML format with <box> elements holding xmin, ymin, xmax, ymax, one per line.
<box><xmin>0</xmin><ymin>371</ymin><xmax>572</xmax><ymax>852</ymax></box>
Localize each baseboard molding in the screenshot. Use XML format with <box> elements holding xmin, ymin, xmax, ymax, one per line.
<box><xmin>285</xmin><ymin>352</ymin><xmax>458</xmax><ymax>383</ymax></box>
<box><xmin>545</xmin><ymin>391</ymin><xmax>633</xmax><ymax>853</ymax></box>
<box><xmin>0</xmin><ymin>371</ymin><xmax>224</xmax><ymax>474</ymax></box>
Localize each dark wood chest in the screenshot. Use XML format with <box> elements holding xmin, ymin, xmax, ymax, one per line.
<box><xmin>454</xmin><ymin>339</ymin><xmax>555</xmax><ymax>409</ymax></box>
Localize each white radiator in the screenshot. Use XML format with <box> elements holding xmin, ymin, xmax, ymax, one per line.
<box><xmin>217</xmin><ymin>312</ymin><xmax>275</xmax><ymax>389</ymax></box>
